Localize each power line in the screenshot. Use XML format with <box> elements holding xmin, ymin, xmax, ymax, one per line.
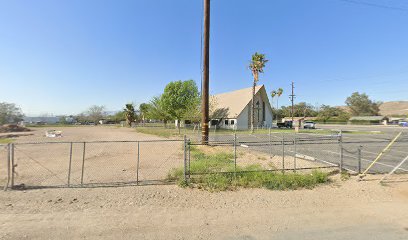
<box><xmin>337</xmin><ymin>0</ymin><xmax>408</xmax><ymax>12</ymax></box>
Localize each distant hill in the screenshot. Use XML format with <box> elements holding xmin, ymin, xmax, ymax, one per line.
<box><xmin>336</xmin><ymin>101</ymin><xmax>408</xmax><ymax>117</ymax></box>
<box><xmin>379</xmin><ymin>101</ymin><xmax>408</xmax><ymax>116</ymax></box>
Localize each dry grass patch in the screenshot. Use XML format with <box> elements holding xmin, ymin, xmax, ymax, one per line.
<box><xmin>168</xmin><ymin>146</ymin><xmax>330</xmax><ymax>191</ymax></box>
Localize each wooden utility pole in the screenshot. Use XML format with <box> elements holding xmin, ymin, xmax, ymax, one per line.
<box><xmin>290</xmin><ymin>81</ymin><xmax>296</xmax><ymax>125</ymax></box>
<box><xmin>201</xmin><ymin>0</ymin><xmax>210</xmax><ymax>143</ymax></box>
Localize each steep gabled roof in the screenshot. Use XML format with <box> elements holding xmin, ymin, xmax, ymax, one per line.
<box><xmin>212</xmin><ymin>85</ymin><xmax>265</xmax><ymax>118</ymax></box>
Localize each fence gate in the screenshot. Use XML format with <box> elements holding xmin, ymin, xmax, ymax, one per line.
<box><xmin>12</xmin><ymin>142</ymin><xmax>72</xmax><ymax>188</ymax></box>
<box><xmin>137</xmin><ymin>140</ymin><xmax>184</xmax><ymax>184</ymax></box>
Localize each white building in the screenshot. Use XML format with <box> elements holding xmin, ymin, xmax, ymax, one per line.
<box><xmin>210</xmin><ymin>85</ymin><xmax>273</xmax><ymax>130</ymax></box>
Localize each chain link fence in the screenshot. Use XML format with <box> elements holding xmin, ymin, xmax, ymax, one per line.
<box><xmin>2</xmin><ymin>131</ymin><xmax>407</xmax><ymax>190</ymax></box>
<box><xmin>6</xmin><ymin>140</ymin><xmax>184</xmax><ymax>189</ymax></box>
<box><xmin>340</xmin><ymin>131</ymin><xmax>408</xmax><ymax>174</ymax></box>
<box><xmin>187</xmin><ymin>132</ymin><xmax>341</xmax><ymax>179</ymax></box>
<box><xmin>186</xmin><ymin>130</ymin><xmax>408</xmax><ymax>177</ymax></box>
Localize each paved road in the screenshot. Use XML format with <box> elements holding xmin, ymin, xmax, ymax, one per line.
<box><xmin>190</xmin><ymin>125</ymin><xmax>408</xmax><ymax>174</ymax></box>
<box><xmin>317</xmin><ymin>123</ymin><xmax>406</xmax><ymax>133</ymax></box>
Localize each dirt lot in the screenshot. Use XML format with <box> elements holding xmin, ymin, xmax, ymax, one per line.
<box><xmin>0</xmin><ymin>176</ymin><xmax>407</xmax><ymax>239</ymax></box>
<box><xmin>1</xmin><ymin>126</ymin><xmax>185</xmax><ymax>188</ymax></box>
<box><xmin>1</xmin><ymin>126</ymin><xmax>330</xmax><ymax>189</ymax></box>
<box><xmin>1</xmin><ymin>126</ymin><xmax>407</xmax><ymax>239</ymax></box>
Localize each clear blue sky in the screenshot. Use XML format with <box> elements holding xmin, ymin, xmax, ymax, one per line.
<box><xmin>1</xmin><ymin>0</ymin><xmax>407</xmax><ymax>116</ymax></box>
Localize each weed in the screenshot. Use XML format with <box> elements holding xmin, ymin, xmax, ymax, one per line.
<box><xmin>341</xmin><ymin>171</ymin><xmax>350</xmax><ymax>181</ymax></box>
<box><xmin>168</xmin><ymin>148</ymin><xmax>330</xmax><ymax>191</ymax></box>
<box><xmin>0</xmin><ymin>138</ymin><xmax>13</xmax><ymax>144</ymax></box>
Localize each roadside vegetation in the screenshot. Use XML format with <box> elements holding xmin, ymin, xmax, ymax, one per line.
<box><xmin>135</xmin><ymin>127</ymin><xmax>177</xmax><ymax>138</ymax></box>
<box><xmin>136</xmin><ymin>125</ymin><xmax>382</xmax><ymax>139</ymax></box>
<box><xmin>168</xmin><ymin>146</ymin><xmax>329</xmax><ymax>191</ymax></box>
<box><xmin>0</xmin><ymin>138</ymin><xmax>13</xmax><ymax>144</ymax></box>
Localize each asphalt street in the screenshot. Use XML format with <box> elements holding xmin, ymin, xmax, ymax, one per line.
<box><xmin>191</xmin><ymin>124</ymin><xmax>408</xmax><ymax>174</ymax></box>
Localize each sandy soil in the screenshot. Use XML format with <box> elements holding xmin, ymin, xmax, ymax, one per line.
<box><xmin>2</xmin><ymin>126</ymin><xmax>333</xmax><ymax>189</ymax></box>
<box><xmin>1</xmin><ymin>127</ymin><xmax>407</xmax><ymax>239</ymax></box>
<box><xmin>1</xmin><ymin>126</ymin><xmax>184</xmax><ymax>188</ymax></box>
<box><xmin>0</xmin><ymin>176</ymin><xmax>407</xmax><ymax>239</ymax></box>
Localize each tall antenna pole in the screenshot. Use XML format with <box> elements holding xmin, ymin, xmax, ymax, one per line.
<box><xmin>290</xmin><ymin>81</ymin><xmax>296</xmax><ymax>125</ymax></box>
<box><xmin>201</xmin><ymin>0</ymin><xmax>210</xmax><ymax>143</ymax></box>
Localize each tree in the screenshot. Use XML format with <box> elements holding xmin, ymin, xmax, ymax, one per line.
<box><xmin>272</xmin><ymin>108</ymin><xmax>284</xmax><ymax>121</ymax></box>
<box><xmin>160</xmin><ymin>80</ymin><xmax>200</xmax><ymax>133</ymax></box>
<box><xmin>85</xmin><ymin>105</ymin><xmax>106</xmax><ymax>123</ymax></box>
<box><xmin>124</xmin><ymin>103</ymin><xmax>136</xmax><ymax>126</ymax></box>
<box><xmin>139</xmin><ymin>103</ymin><xmax>151</xmax><ymax>125</ymax></box>
<box><xmin>59</xmin><ymin>116</ymin><xmax>68</xmax><ymax>125</ymax></box>
<box><xmin>271</xmin><ymin>90</ymin><xmax>277</xmax><ymax>108</ymax></box>
<box><xmin>0</xmin><ymin>102</ymin><xmax>24</xmax><ymax>125</ymax></box>
<box><xmin>280</xmin><ymin>102</ymin><xmax>318</xmax><ymax>118</ymax></box>
<box><xmin>109</xmin><ymin>111</ymin><xmax>126</xmax><ymax>123</ymax></box>
<box><xmin>271</xmin><ymin>88</ymin><xmax>283</xmax><ymax>121</ymax></box>
<box><xmin>146</xmin><ymin>96</ymin><xmax>171</xmax><ymax>126</ymax></box>
<box><xmin>345</xmin><ymin>92</ymin><xmax>381</xmax><ymax>116</ymax></box>
<box><xmin>317</xmin><ymin>105</ymin><xmax>350</xmax><ymax>122</ymax></box>
<box><xmin>249</xmin><ymin>52</ymin><xmax>268</xmax><ymax>132</ymax></box>
<box><xmin>276</xmin><ymin>88</ymin><xmax>283</xmax><ymax>110</ymax></box>
<box><xmin>75</xmin><ymin>113</ymin><xmax>87</xmax><ymax>123</ymax></box>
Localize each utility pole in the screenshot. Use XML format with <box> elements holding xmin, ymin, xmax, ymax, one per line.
<box><xmin>201</xmin><ymin>0</ymin><xmax>210</xmax><ymax>144</ymax></box>
<box><xmin>289</xmin><ymin>81</ymin><xmax>296</xmax><ymax>125</ymax></box>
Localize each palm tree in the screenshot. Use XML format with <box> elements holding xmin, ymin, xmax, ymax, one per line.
<box><xmin>276</xmin><ymin>88</ymin><xmax>283</xmax><ymax>110</ymax></box>
<box><xmin>249</xmin><ymin>52</ymin><xmax>268</xmax><ymax>133</ymax></box>
<box><xmin>275</xmin><ymin>88</ymin><xmax>283</xmax><ymax>122</ymax></box>
<box><xmin>271</xmin><ymin>90</ymin><xmax>277</xmax><ymax>107</ymax></box>
<box><xmin>124</xmin><ymin>103</ymin><xmax>136</xmax><ymax>127</ymax></box>
<box><xmin>271</xmin><ymin>90</ymin><xmax>277</xmax><ymax>122</ymax></box>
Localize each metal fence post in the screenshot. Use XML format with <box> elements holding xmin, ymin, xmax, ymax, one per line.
<box><xmin>339</xmin><ymin>130</ymin><xmax>343</xmax><ymax>172</ymax></box>
<box><xmin>269</xmin><ymin>127</ymin><xmax>272</xmax><ymax>158</ymax></box>
<box><xmin>188</xmin><ymin>139</ymin><xmax>191</xmax><ymax>179</ymax></box>
<box><xmin>67</xmin><ymin>142</ymin><xmax>73</xmax><ymax>187</ymax></box>
<box><xmin>4</xmin><ymin>143</ymin><xmax>11</xmax><ymax>191</ymax></box>
<box><xmin>294</xmin><ymin>132</ymin><xmax>297</xmax><ymax>172</ymax></box>
<box><xmin>234</xmin><ymin>133</ymin><xmax>237</xmax><ymax>177</ymax></box>
<box><xmin>183</xmin><ymin>135</ymin><xmax>187</xmax><ymax>182</ymax></box>
<box><xmin>282</xmin><ymin>133</ymin><xmax>285</xmax><ymax>174</ymax></box>
<box><xmin>80</xmin><ymin>142</ymin><xmax>86</xmax><ymax>185</ymax></box>
<box><xmin>11</xmin><ymin>143</ymin><xmax>15</xmax><ymax>188</ymax></box>
<box><xmin>137</xmin><ymin>141</ymin><xmax>140</xmax><ymax>185</ymax></box>
<box><xmin>358</xmin><ymin>145</ymin><xmax>362</xmax><ymax>174</ymax></box>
